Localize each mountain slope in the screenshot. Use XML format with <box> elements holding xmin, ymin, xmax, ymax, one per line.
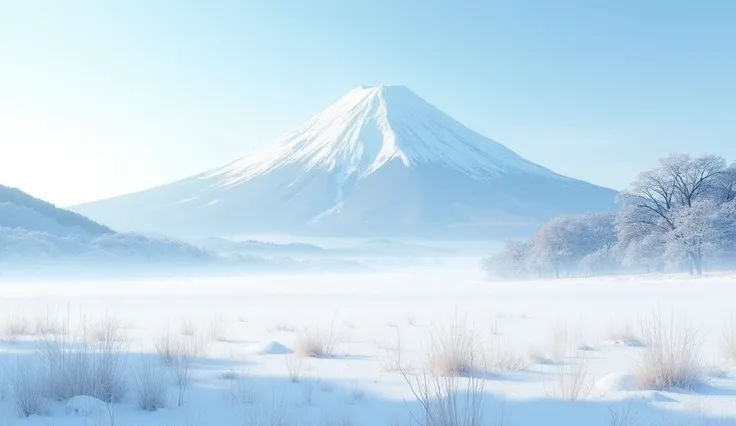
<box><xmin>73</xmin><ymin>85</ymin><xmax>617</xmax><ymax>237</ymax></box>
<box><xmin>0</xmin><ymin>185</ymin><xmax>113</xmax><ymax>235</ymax></box>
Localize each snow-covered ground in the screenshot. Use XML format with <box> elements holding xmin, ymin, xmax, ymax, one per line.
<box><xmin>2</xmin><ymin>266</ymin><xmax>736</xmax><ymax>426</ymax></box>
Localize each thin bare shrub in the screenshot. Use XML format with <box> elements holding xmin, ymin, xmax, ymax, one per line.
<box><xmin>219</xmin><ymin>369</ymin><xmax>241</xmax><ymax>381</ymax></box>
<box><xmin>400</xmin><ymin>362</ymin><xmax>484</xmax><ymax>426</ymax></box>
<box><xmin>7</xmin><ymin>362</ymin><xmax>48</xmax><ymax>417</ymax></box>
<box><xmin>607</xmin><ymin>400</ymin><xmax>637</xmax><ymax>426</ymax></box>
<box><xmin>154</xmin><ymin>326</ymin><xmax>211</xmax><ymax>366</ymax></box>
<box><xmin>0</xmin><ymin>373</ymin><xmax>7</xmax><ymax>401</ymax></box>
<box><xmin>35</xmin><ymin>306</ymin><xmax>68</xmax><ymax>336</ymax></box>
<box><xmin>39</xmin><ymin>315</ymin><xmax>128</xmax><ymax>402</ymax></box>
<box><xmin>489</xmin><ymin>319</ymin><xmax>500</xmax><ymax>336</ymax></box>
<box><xmin>154</xmin><ymin>326</ymin><xmax>180</xmax><ymax>365</ymax></box>
<box><xmin>4</xmin><ymin>310</ymin><xmax>30</xmax><ymax>343</ymax></box>
<box><xmin>721</xmin><ymin>315</ymin><xmax>736</xmax><ymax>365</ymax></box>
<box><xmin>350</xmin><ymin>379</ymin><xmax>366</xmax><ymax>401</ymax></box>
<box><xmin>549</xmin><ymin>327</ymin><xmax>567</xmax><ymax>363</ymax></box>
<box><xmin>242</xmin><ymin>390</ymin><xmax>289</xmax><ymax>426</ymax></box>
<box><xmin>378</xmin><ymin>327</ymin><xmax>404</xmax><ymax>372</ymax></box>
<box><xmin>634</xmin><ymin>313</ymin><xmax>704</xmax><ymax>390</ymax></box>
<box><xmin>227</xmin><ymin>371</ymin><xmax>255</xmax><ymax>406</ymax></box>
<box><xmin>285</xmin><ymin>355</ymin><xmax>304</xmax><ymax>383</ymax></box>
<box><xmin>209</xmin><ymin>314</ymin><xmax>227</xmax><ymax>341</ymax></box>
<box><xmin>543</xmin><ymin>328</ymin><xmax>593</xmax><ymax>401</ymax></box>
<box><xmin>135</xmin><ymin>360</ymin><xmax>168</xmax><ymax>411</ymax></box>
<box><xmin>157</xmin><ymin>328</ymin><xmax>211</xmax><ymax>406</ymax></box>
<box><xmin>484</xmin><ymin>335</ymin><xmax>526</xmax><ymax>374</ymax></box>
<box><xmin>546</xmin><ymin>352</ymin><xmax>593</xmax><ymax>401</ymax></box>
<box><xmin>180</xmin><ymin>332</ymin><xmax>211</xmax><ymax>361</ymax></box>
<box><xmin>427</xmin><ymin>314</ymin><xmax>478</xmax><ymax>377</ymax></box>
<box><xmin>173</xmin><ymin>353</ymin><xmax>191</xmax><ymax>407</ymax></box>
<box><xmin>301</xmin><ymin>378</ymin><xmax>315</xmax><ymax>406</ymax></box>
<box><xmin>180</xmin><ymin>318</ymin><xmax>195</xmax><ymax>336</ymax></box>
<box><xmin>321</xmin><ymin>413</ymin><xmax>355</xmax><ymax>426</ymax></box>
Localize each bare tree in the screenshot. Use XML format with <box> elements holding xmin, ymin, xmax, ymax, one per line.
<box><xmin>715</xmin><ymin>163</ymin><xmax>736</xmax><ymax>202</ymax></box>
<box><xmin>617</xmin><ymin>154</ymin><xmax>729</xmax><ymax>275</ymax></box>
<box><xmin>529</xmin><ymin>216</ymin><xmax>575</xmax><ymax>278</ymax></box>
<box><xmin>482</xmin><ymin>240</ymin><xmax>531</xmax><ymax>280</ymax></box>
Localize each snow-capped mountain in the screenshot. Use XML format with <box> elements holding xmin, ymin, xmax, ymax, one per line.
<box><xmin>73</xmin><ymin>85</ymin><xmax>617</xmax><ymax>237</ymax></box>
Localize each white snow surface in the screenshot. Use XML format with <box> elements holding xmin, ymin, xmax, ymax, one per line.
<box><xmin>203</xmin><ymin>85</ymin><xmax>557</xmax><ymax>187</ymax></box>
<box><xmin>3</xmin><ymin>266</ymin><xmax>736</xmax><ymax>425</ymax></box>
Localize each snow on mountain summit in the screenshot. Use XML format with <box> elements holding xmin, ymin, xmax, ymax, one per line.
<box><xmin>204</xmin><ymin>85</ymin><xmax>554</xmax><ymax>188</ymax></box>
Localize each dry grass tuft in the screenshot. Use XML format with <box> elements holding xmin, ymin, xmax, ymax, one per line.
<box><xmin>294</xmin><ymin>318</ymin><xmax>342</xmax><ymax>358</ymax></box>
<box><xmin>154</xmin><ymin>325</ymin><xmax>211</xmax><ymax>366</ymax></box>
<box><xmin>134</xmin><ymin>360</ymin><xmax>168</xmax><ymax>411</ymax></box>
<box><xmin>633</xmin><ymin>313</ymin><xmax>704</xmax><ymax>390</ymax></box>
<box><xmin>544</xmin><ymin>327</ymin><xmax>594</xmax><ymax>401</ymax></box>
<box><xmin>377</xmin><ymin>327</ymin><xmax>404</xmax><ymax>372</ymax></box>
<box><xmin>427</xmin><ymin>314</ymin><xmax>479</xmax><ymax>377</ymax></box>
<box><xmin>484</xmin><ymin>335</ymin><xmax>527</xmax><ymax>374</ymax></box>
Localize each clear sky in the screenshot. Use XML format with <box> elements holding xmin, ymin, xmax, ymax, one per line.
<box><xmin>1</xmin><ymin>1</ymin><xmax>735</xmax><ymax>206</ymax></box>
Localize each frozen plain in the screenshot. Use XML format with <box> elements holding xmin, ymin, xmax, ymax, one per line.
<box><xmin>2</xmin><ymin>264</ymin><xmax>736</xmax><ymax>426</ymax></box>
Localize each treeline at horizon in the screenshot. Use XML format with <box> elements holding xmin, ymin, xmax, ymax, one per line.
<box><xmin>484</xmin><ymin>153</ymin><xmax>736</xmax><ymax>279</ymax></box>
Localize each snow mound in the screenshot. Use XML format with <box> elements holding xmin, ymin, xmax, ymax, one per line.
<box><xmin>66</xmin><ymin>395</ymin><xmax>107</xmax><ymax>417</ymax></box>
<box><xmin>595</xmin><ymin>373</ymin><xmax>636</xmax><ymax>395</ymax></box>
<box><xmin>246</xmin><ymin>341</ymin><xmax>293</xmax><ymax>355</ymax></box>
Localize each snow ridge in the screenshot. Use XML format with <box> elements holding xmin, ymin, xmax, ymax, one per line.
<box><xmin>202</xmin><ymin>85</ymin><xmax>557</xmax><ymax>188</ymax></box>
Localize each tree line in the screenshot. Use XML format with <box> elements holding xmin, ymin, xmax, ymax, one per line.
<box><xmin>483</xmin><ymin>154</ymin><xmax>736</xmax><ymax>279</ymax></box>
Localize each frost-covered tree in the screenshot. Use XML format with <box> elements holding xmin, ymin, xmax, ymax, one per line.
<box><xmin>715</xmin><ymin>163</ymin><xmax>736</xmax><ymax>203</ymax></box>
<box><xmin>664</xmin><ymin>199</ymin><xmax>723</xmax><ymax>274</ymax></box>
<box><xmin>617</xmin><ymin>232</ymin><xmax>665</xmax><ymax>273</ymax></box>
<box><xmin>617</xmin><ymin>154</ymin><xmax>733</xmax><ymax>275</ymax></box>
<box><xmin>529</xmin><ymin>216</ymin><xmax>575</xmax><ymax>278</ymax></box>
<box><xmin>527</xmin><ymin>212</ymin><xmax>618</xmax><ymax>278</ymax></box>
<box><xmin>577</xmin><ymin>212</ymin><xmax>618</xmax><ymax>274</ymax></box>
<box><xmin>482</xmin><ymin>240</ymin><xmax>531</xmax><ymax>279</ymax></box>
<box><xmin>484</xmin><ymin>154</ymin><xmax>735</xmax><ymax>280</ymax></box>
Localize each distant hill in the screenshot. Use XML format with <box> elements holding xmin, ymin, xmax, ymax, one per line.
<box><xmin>189</xmin><ymin>236</ymin><xmax>454</xmax><ymax>258</ymax></box>
<box><xmin>0</xmin><ymin>185</ymin><xmax>112</xmax><ymax>235</ymax></box>
<box><xmin>0</xmin><ymin>185</ymin><xmax>212</xmax><ymax>270</ymax></box>
<box><xmin>191</xmin><ymin>237</ymin><xmax>326</xmax><ymax>256</ymax></box>
<box><xmin>346</xmin><ymin>239</ymin><xmax>454</xmax><ymax>256</ymax></box>
<box><xmin>0</xmin><ymin>185</ymin><xmax>367</xmax><ymax>277</ymax></box>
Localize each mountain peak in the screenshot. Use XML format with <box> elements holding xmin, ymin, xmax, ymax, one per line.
<box><xmin>205</xmin><ymin>85</ymin><xmax>555</xmax><ymax>187</ymax></box>
<box><xmin>72</xmin><ymin>86</ymin><xmax>617</xmax><ymax>237</ymax></box>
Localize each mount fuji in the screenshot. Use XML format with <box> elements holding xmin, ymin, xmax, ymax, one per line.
<box><xmin>73</xmin><ymin>85</ymin><xmax>617</xmax><ymax>238</ymax></box>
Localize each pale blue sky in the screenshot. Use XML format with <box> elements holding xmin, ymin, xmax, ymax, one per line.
<box><xmin>1</xmin><ymin>1</ymin><xmax>735</xmax><ymax>206</ymax></box>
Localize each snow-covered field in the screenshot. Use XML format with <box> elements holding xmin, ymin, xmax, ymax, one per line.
<box><xmin>2</xmin><ymin>266</ymin><xmax>736</xmax><ymax>426</ymax></box>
